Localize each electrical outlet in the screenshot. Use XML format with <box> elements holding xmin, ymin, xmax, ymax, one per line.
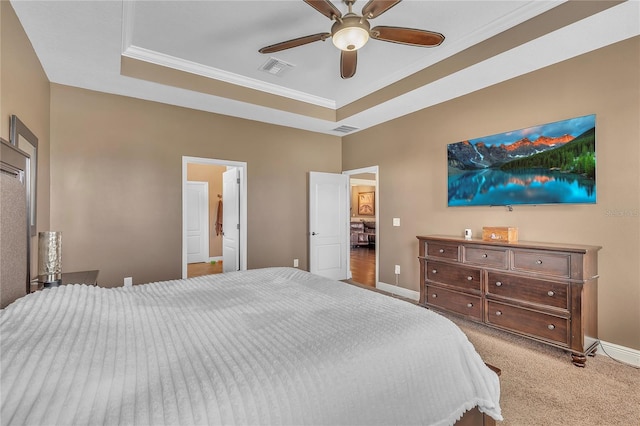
<box><xmin>124</xmin><ymin>277</ymin><xmax>133</xmax><ymax>287</ymax></box>
<box><xmin>293</xmin><ymin>258</ymin><xmax>299</xmax><ymax>268</ymax></box>
<box><xmin>394</xmin><ymin>265</ymin><xmax>401</xmax><ymax>274</ymax></box>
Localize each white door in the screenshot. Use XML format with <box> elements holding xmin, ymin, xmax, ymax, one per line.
<box><xmin>309</xmin><ymin>171</ymin><xmax>349</xmax><ymax>280</ymax></box>
<box><xmin>186</xmin><ymin>181</ymin><xmax>209</xmax><ymax>264</ymax></box>
<box><xmin>222</xmin><ymin>168</ymin><xmax>240</xmax><ymax>272</ymax></box>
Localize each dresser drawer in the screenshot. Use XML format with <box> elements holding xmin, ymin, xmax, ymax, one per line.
<box><xmin>511</xmin><ymin>250</ymin><xmax>571</xmax><ymax>277</ymax></box>
<box><xmin>425</xmin><ymin>285</ymin><xmax>482</xmax><ymax>320</ymax></box>
<box><xmin>463</xmin><ymin>246</ymin><xmax>508</xmax><ymax>269</ymax></box>
<box><xmin>486</xmin><ymin>301</ymin><xmax>569</xmax><ymax>345</ymax></box>
<box><xmin>486</xmin><ymin>272</ymin><xmax>568</xmax><ymax>310</ymax></box>
<box><xmin>426</xmin><ymin>261</ymin><xmax>481</xmax><ymax>292</ymax></box>
<box><xmin>426</xmin><ymin>242</ymin><xmax>459</xmax><ymax>261</ymax></box>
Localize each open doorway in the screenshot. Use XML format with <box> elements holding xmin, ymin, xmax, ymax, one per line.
<box><xmin>182</xmin><ymin>156</ymin><xmax>247</xmax><ymax>279</ymax></box>
<box><xmin>344</xmin><ymin>166</ymin><xmax>378</xmax><ymax>288</ymax></box>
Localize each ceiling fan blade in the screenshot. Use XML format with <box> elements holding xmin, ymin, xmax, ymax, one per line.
<box><xmin>304</xmin><ymin>0</ymin><xmax>342</xmax><ymax>20</ymax></box>
<box><xmin>340</xmin><ymin>50</ymin><xmax>357</xmax><ymax>79</ymax></box>
<box><xmin>361</xmin><ymin>0</ymin><xmax>402</xmax><ymax>19</ymax></box>
<box><xmin>370</xmin><ymin>26</ymin><xmax>444</xmax><ymax>47</ymax></box>
<box><xmin>259</xmin><ymin>33</ymin><xmax>331</xmax><ymax>54</ymax></box>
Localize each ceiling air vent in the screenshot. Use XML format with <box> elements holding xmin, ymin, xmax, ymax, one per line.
<box><xmin>332</xmin><ymin>125</ymin><xmax>359</xmax><ymax>134</ymax></box>
<box><xmin>259</xmin><ymin>57</ymin><xmax>294</xmax><ymax>77</ymax></box>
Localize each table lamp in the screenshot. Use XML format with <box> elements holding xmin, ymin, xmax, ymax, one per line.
<box><xmin>38</xmin><ymin>231</ymin><xmax>62</xmax><ymax>287</ymax></box>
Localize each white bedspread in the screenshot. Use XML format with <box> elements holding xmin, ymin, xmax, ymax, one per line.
<box><xmin>1</xmin><ymin>267</ymin><xmax>501</xmax><ymax>425</ymax></box>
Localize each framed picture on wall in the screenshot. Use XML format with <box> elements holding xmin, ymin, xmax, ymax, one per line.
<box><xmin>358</xmin><ymin>192</ymin><xmax>375</xmax><ymax>216</ymax></box>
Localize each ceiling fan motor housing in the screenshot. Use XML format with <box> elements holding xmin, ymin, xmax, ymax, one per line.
<box><xmin>331</xmin><ymin>14</ymin><xmax>371</xmax><ymax>51</ymax></box>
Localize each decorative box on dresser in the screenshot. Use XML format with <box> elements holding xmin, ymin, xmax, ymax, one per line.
<box><xmin>417</xmin><ymin>235</ymin><xmax>601</xmax><ymax>367</ymax></box>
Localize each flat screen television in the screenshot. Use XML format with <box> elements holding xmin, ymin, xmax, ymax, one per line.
<box><xmin>447</xmin><ymin>114</ymin><xmax>596</xmax><ymax>207</ymax></box>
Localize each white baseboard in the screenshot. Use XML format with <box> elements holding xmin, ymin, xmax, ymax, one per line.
<box><xmin>208</xmin><ymin>256</ymin><xmax>222</xmax><ymax>262</ymax></box>
<box><xmin>377</xmin><ymin>281</ymin><xmax>420</xmax><ymax>301</ymax></box>
<box><xmin>599</xmin><ymin>340</ymin><xmax>640</xmax><ymax>367</ymax></box>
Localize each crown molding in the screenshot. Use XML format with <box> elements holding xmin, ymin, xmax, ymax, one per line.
<box><xmin>121</xmin><ymin>46</ymin><xmax>337</xmax><ymax>110</ymax></box>
<box><xmin>121</xmin><ymin>0</ymin><xmax>135</xmax><ymax>54</ymax></box>
<box><xmin>120</xmin><ymin>1</ymin><xmax>335</xmax><ymax>109</ymax></box>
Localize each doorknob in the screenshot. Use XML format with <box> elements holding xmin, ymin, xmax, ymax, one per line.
<box><xmin>311</xmin><ymin>232</ymin><xmax>319</xmax><ymax>235</ymax></box>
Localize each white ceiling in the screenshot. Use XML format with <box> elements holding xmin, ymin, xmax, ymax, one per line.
<box><xmin>10</xmin><ymin>0</ymin><xmax>640</xmax><ymax>136</ymax></box>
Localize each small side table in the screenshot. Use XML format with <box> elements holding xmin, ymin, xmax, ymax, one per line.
<box><xmin>30</xmin><ymin>270</ymin><xmax>99</xmax><ymax>293</ymax></box>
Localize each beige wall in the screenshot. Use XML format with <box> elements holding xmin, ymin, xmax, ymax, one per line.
<box><xmin>49</xmin><ymin>84</ymin><xmax>341</xmax><ymax>287</ymax></box>
<box><xmin>187</xmin><ymin>163</ymin><xmax>226</xmax><ymax>258</ymax></box>
<box><xmin>1</xmin><ymin>1</ymin><xmax>51</xmax><ymax>277</ymax></box>
<box><xmin>342</xmin><ymin>37</ymin><xmax>640</xmax><ymax>350</ymax></box>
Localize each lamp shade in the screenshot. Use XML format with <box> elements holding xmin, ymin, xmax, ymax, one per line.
<box><xmin>331</xmin><ymin>15</ymin><xmax>370</xmax><ymax>51</ymax></box>
<box><xmin>333</xmin><ymin>26</ymin><xmax>369</xmax><ymax>51</ymax></box>
<box><xmin>38</xmin><ymin>231</ymin><xmax>62</xmax><ymax>286</ymax></box>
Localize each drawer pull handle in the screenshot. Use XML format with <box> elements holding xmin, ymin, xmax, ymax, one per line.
<box><xmin>536</xmin><ymin>260</ymin><xmax>543</xmax><ymax>265</ymax></box>
<box><xmin>467</xmin><ymin>276</ymin><xmax>473</xmax><ymax>281</ymax></box>
<box><xmin>547</xmin><ymin>291</ymin><xmax>555</xmax><ymax>297</ymax></box>
<box><xmin>495</xmin><ymin>311</ymin><xmax>502</xmax><ymax>316</ymax></box>
<box><xmin>439</xmin><ymin>249</ymin><xmax>444</xmax><ymax>253</ymax></box>
<box><xmin>467</xmin><ymin>303</ymin><xmax>473</xmax><ymax>308</ymax></box>
<box><xmin>432</xmin><ymin>293</ymin><xmax>437</xmax><ymax>298</ymax></box>
<box><xmin>548</xmin><ymin>324</ymin><xmax>555</xmax><ymax>330</ymax></box>
<box><xmin>432</xmin><ymin>269</ymin><xmax>437</xmax><ymax>274</ymax></box>
<box><xmin>495</xmin><ymin>281</ymin><xmax>502</xmax><ymax>287</ymax></box>
<box><xmin>482</xmin><ymin>253</ymin><xmax>488</xmax><ymax>258</ymax></box>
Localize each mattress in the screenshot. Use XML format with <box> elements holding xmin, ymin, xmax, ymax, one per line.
<box><xmin>1</xmin><ymin>267</ymin><xmax>501</xmax><ymax>425</ymax></box>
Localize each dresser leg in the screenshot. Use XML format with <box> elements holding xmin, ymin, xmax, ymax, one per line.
<box><xmin>571</xmin><ymin>353</ymin><xmax>587</xmax><ymax>367</ymax></box>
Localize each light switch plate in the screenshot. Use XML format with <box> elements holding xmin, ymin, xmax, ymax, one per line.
<box><xmin>393</xmin><ymin>218</ymin><xmax>400</xmax><ymax>227</ymax></box>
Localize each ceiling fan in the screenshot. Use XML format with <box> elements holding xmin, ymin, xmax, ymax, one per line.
<box><xmin>258</xmin><ymin>0</ymin><xmax>445</xmax><ymax>79</ymax></box>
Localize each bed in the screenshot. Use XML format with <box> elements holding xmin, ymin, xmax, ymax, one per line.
<box><xmin>1</xmin><ymin>267</ymin><xmax>501</xmax><ymax>425</ymax></box>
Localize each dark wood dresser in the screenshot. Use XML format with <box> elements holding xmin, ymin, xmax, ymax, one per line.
<box><xmin>417</xmin><ymin>235</ymin><xmax>601</xmax><ymax>366</ymax></box>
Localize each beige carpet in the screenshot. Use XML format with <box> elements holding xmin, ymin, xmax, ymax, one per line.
<box><xmin>448</xmin><ymin>316</ymin><xmax>640</xmax><ymax>425</ymax></box>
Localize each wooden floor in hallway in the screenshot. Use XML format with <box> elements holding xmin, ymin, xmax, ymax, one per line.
<box><xmin>188</xmin><ymin>261</ymin><xmax>223</xmax><ymax>278</ymax></box>
<box><xmin>188</xmin><ymin>248</ymin><xmax>375</xmax><ymax>286</ymax></box>
<box><xmin>350</xmin><ymin>246</ymin><xmax>376</xmax><ymax>287</ymax></box>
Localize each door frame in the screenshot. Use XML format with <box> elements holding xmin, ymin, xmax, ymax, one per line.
<box><xmin>182</xmin><ymin>156</ymin><xmax>247</xmax><ymax>278</ymax></box>
<box><xmin>343</xmin><ymin>166</ymin><xmax>379</xmax><ymax>288</ymax></box>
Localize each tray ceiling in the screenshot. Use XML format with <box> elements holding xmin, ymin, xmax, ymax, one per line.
<box><xmin>10</xmin><ymin>0</ymin><xmax>639</xmax><ymax>135</ymax></box>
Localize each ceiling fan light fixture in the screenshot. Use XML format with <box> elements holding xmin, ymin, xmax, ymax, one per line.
<box><xmin>258</xmin><ymin>0</ymin><xmax>445</xmax><ymax>78</ymax></box>
<box><xmin>331</xmin><ymin>15</ymin><xmax>370</xmax><ymax>51</ymax></box>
